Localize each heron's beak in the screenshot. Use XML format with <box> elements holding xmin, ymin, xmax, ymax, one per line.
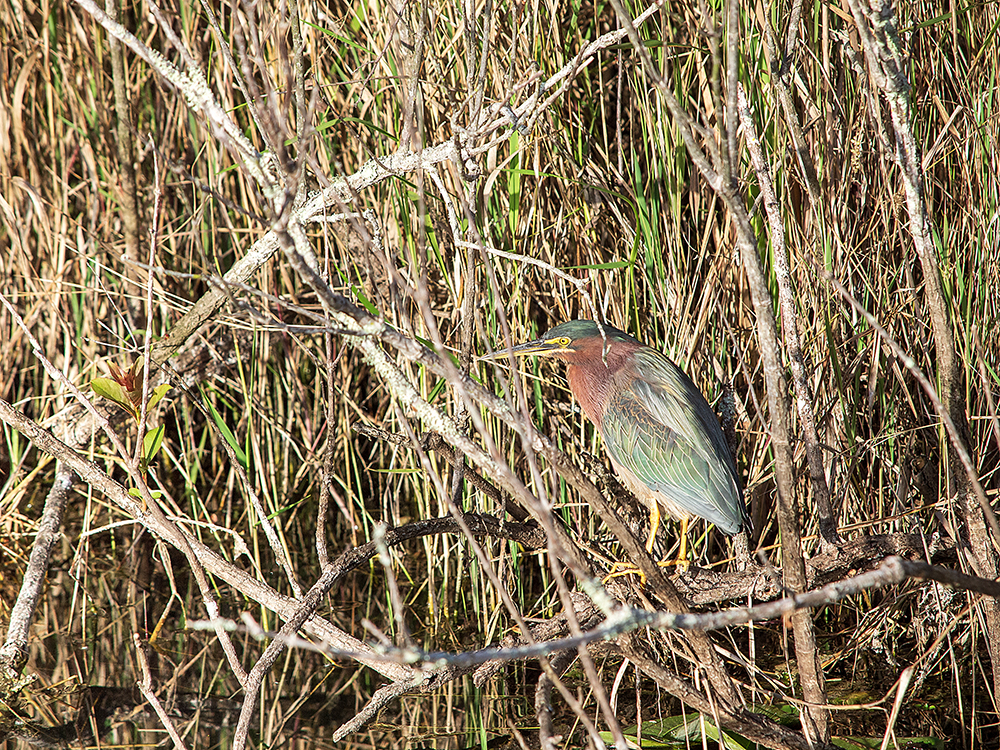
<box><xmin>479</xmin><ymin>336</ymin><xmax>572</xmax><ymax>361</ymax></box>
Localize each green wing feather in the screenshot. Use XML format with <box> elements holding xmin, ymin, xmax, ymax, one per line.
<box><xmin>600</xmin><ymin>348</ymin><xmax>746</xmax><ymax>534</ymax></box>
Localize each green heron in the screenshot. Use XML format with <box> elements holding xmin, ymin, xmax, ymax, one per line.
<box><xmin>487</xmin><ymin>319</ymin><xmax>747</xmax><ymax>564</ymax></box>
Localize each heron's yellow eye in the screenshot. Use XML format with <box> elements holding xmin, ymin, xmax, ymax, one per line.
<box><xmin>557</xmin><ymin>337</ymin><xmax>571</xmax><ymax>347</ymax></box>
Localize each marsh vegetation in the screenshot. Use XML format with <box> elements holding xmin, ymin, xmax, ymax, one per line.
<box><xmin>1</xmin><ymin>0</ymin><xmax>999</xmax><ymax>747</ymax></box>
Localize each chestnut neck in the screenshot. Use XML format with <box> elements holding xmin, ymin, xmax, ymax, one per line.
<box><xmin>560</xmin><ymin>337</ymin><xmax>640</xmax><ymax>431</ymax></box>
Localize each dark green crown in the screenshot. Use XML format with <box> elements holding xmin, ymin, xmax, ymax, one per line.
<box><xmin>541</xmin><ymin>320</ymin><xmax>641</xmax><ymax>345</ymax></box>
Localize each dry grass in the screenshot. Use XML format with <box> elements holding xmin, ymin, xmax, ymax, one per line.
<box><xmin>2</xmin><ymin>0</ymin><xmax>999</xmax><ymax>747</ymax></box>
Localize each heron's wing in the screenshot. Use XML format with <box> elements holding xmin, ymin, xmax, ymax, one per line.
<box><xmin>600</xmin><ymin>351</ymin><xmax>745</xmax><ymax>534</ymax></box>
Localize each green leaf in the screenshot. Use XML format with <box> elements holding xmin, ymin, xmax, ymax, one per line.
<box><xmin>301</xmin><ymin>19</ymin><xmax>371</xmax><ymax>53</ymax></box>
<box><xmin>143</xmin><ymin>425</ymin><xmax>165</xmax><ymax>465</ymax></box>
<box><xmin>128</xmin><ymin>487</ymin><xmax>162</xmax><ymax>501</ymax></box>
<box><xmin>832</xmin><ymin>738</ymin><xmax>942</xmax><ymax>750</ymax></box>
<box><xmin>351</xmin><ymin>284</ymin><xmax>380</xmax><ymax>316</ymax></box>
<box><xmin>92</xmin><ymin>377</ymin><xmax>135</xmax><ymax>414</ymax></box>
<box><xmin>318</xmin><ymin>114</ymin><xmax>396</xmax><ymax>140</ymax></box>
<box><xmin>265</xmin><ymin>495</ymin><xmax>309</xmax><ymax>521</ymax></box>
<box><xmin>205</xmin><ymin>395</ymin><xmax>248</xmax><ymax>471</ymax></box>
<box><xmin>608</xmin><ymin>709</ymin><xmax>767</xmax><ymax>749</ymax></box>
<box><xmin>564</xmin><ymin>260</ymin><xmax>632</xmax><ymax>270</ymax></box>
<box><xmin>147</xmin><ymin>383</ymin><xmax>171</xmax><ymax>411</ymax></box>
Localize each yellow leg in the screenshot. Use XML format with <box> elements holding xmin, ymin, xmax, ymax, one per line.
<box><xmin>653</xmin><ymin>516</ymin><xmax>689</xmax><ymax>570</ymax></box>
<box><xmin>675</xmin><ymin>517</ymin><xmax>689</xmax><ymax>569</ymax></box>
<box><xmin>647</xmin><ymin>504</ymin><xmax>689</xmax><ymax>566</ymax></box>
<box><xmin>603</xmin><ymin>506</ymin><xmax>692</xmax><ymax>583</ymax></box>
<box><xmin>645</xmin><ymin>502</ymin><xmax>661</xmax><ymax>553</ymax></box>
<box><xmin>603</xmin><ymin>504</ymin><xmax>660</xmax><ymax>584</ymax></box>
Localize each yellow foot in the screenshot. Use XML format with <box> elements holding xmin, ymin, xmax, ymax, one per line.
<box><xmin>602</xmin><ymin>562</ymin><xmax>645</xmax><ymax>584</ymax></box>
<box><xmin>602</xmin><ymin>557</ymin><xmax>689</xmax><ymax>584</ymax></box>
<box><xmin>663</xmin><ymin>557</ymin><xmax>691</xmax><ymax>573</ymax></box>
